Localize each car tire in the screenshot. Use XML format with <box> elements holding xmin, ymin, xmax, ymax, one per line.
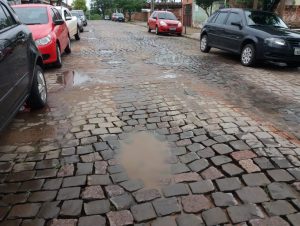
<box><xmin>80</xmin><ymin>27</ymin><xmax>84</xmax><ymax>32</ymax></box>
<box><xmin>286</xmin><ymin>62</ymin><xmax>299</xmax><ymax>68</ymax></box>
<box><xmin>155</xmin><ymin>26</ymin><xmax>160</xmax><ymax>35</ymax></box>
<box><xmin>27</xmin><ymin>65</ymin><xmax>47</xmax><ymax>109</ymax></box>
<box><xmin>54</xmin><ymin>44</ymin><xmax>62</xmax><ymax>68</ymax></box>
<box><xmin>75</xmin><ymin>28</ymin><xmax>80</xmax><ymax>40</ymax></box>
<box><xmin>148</xmin><ymin>25</ymin><xmax>151</xmax><ymax>33</ymax></box>
<box><xmin>65</xmin><ymin>37</ymin><xmax>71</xmax><ymax>54</ymax></box>
<box><xmin>200</xmin><ymin>35</ymin><xmax>211</xmax><ymax>53</ymax></box>
<box><xmin>241</xmin><ymin>44</ymin><xmax>256</xmax><ymax>66</ymax></box>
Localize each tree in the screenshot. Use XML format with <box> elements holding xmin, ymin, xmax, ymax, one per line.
<box><xmin>72</xmin><ymin>0</ymin><xmax>88</xmax><ymax>12</ymax></box>
<box><xmin>91</xmin><ymin>0</ymin><xmax>114</xmax><ymax>17</ymax></box>
<box><xmin>195</xmin><ymin>0</ymin><xmax>215</xmax><ymax>17</ymax></box>
<box><xmin>114</xmin><ymin>0</ymin><xmax>146</xmax><ymax>21</ymax></box>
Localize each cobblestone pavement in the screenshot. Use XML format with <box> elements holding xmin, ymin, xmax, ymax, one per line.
<box><xmin>0</xmin><ymin>21</ymin><xmax>300</xmax><ymax>226</ymax></box>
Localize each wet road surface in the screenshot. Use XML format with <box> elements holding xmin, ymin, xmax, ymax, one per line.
<box><xmin>0</xmin><ymin>21</ymin><xmax>300</xmax><ymax>226</ymax></box>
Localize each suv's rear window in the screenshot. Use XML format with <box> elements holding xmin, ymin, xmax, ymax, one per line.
<box><xmin>14</xmin><ymin>7</ymin><xmax>48</xmax><ymax>25</ymax></box>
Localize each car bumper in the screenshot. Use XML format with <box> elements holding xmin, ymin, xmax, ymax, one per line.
<box><xmin>262</xmin><ymin>45</ymin><xmax>300</xmax><ymax>63</ymax></box>
<box><xmin>38</xmin><ymin>41</ymin><xmax>57</xmax><ymax>64</ymax></box>
<box><xmin>158</xmin><ymin>26</ymin><xmax>182</xmax><ymax>34</ymax></box>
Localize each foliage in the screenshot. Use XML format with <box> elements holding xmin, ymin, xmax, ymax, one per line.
<box><xmin>90</xmin><ymin>13</ymin><xmax>102</xmax><ymax>20</ymax></box>
<box><xmin>195</xmin><ymin>0</ymin><xmax>215</xmax><ymax>17</ymax></box>
<box><xmin>91</xmin><ymin>0</ymin><xmax>114</xmax><ymax>17</ymax></box>
<box><xmin>114</xmin><ymin>0</ymin><xmax>146</xmax><ymax>21</ymax></box>
<box><xmin>72</xmin><ymin>0</ymin><xmax>88</xmax><ymax>12</ymax></box>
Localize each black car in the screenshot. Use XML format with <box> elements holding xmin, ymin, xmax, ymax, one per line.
<box><xmin>115</xmin><ymin>13</ymin><xmax>125</xmax><ymax>22</ymax></box>
<box><xmin>200</xmin><ymin>8</ymin><xmax>300</xmax><ymax>67</ymax></box>
<box><xmin>0</xmin><ymin>0</ymin><xmax>47</xmax><ymax>131</ymax></box>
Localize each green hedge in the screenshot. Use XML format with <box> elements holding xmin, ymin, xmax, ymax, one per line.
<box><xmin>90</xmin><ymin>14</ymin><xmax>102</xmax><ymax>20</ymax></box>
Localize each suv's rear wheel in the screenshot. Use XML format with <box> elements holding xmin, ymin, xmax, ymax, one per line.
<box><xmin>27</xmin><ymin>65</ymin><xmax>47</xmax><ymax>109</ymax></box>
<box><xmin>241</xmin><ymin>44</ymin><xmax>256</xmax><ymax>66</ymax></box>
<box><xmin>200</xmin><ymin>34</ymin><xmax>210</xmax><ymax>53</ymax></box>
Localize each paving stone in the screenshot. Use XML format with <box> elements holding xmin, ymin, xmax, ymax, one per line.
<box><xmin>78</xmin><ymin>215</ymin><xmax>106</xmax><ymax>226</ymax></box>
<box><xmin>254</xmin><ymin>157</ymin><xmax>275</xmax><ymax>169</ymax></box>
<box><xmin>189</xmin><ymin>180</ymin><xmax>214</xmax><ymax>194</ymax></box>
<box><xmin>107</xmin><ymin>210</ymin><xmax>133</xmax><ymax>226</ymax></box>
<box><xmin>250</xmin><ymin>216</ymin><xmax>290</xmax><ymax>226</ymax></box>
<box><xmin>182</xmin><ymin>195</ymin><xmax>212</xmax><ymax>213</ymax></box>
<box><xmin>271</xmin><ymin>157</ymin><xmax>293</xmax><ymax>168</ymax></box>
<box><xmin>222</xmin><ymin>163</ymin><xmax>244</xmax><ymax>176</ymax></box>
<box><xmin>287</xmin><ymin>213</ymin><xmax>300</xmax><ymax>226</ymax></box>
<box><xmin>230</xmin><ymin>140</ymin><xmax>250</xmax><ymax>150</ymax></box>
<box><xmin>268</xmin><ymin>182</ymin><xmax>298</xmax><ymax>199</ymax></box>
<box><xmin>202</xmin><ymin>139</ymin><xmax>217</xmax><ymax>147</ymax></box>
<box><xmin>43</xmin><ymin>178</ymin><xmax>63</xmax><ymax>190</ymax></box>
<box><xmin>132</xmin><ymin>188</ymin><xmax>161</xmax><ymax>203</ymax></box>
<box><xmin>111</xmin><ymin>172</ymin><xmax>129</xmax><ymax>183</ymax></box>
<box><xmin>188</xmin><ymin>159</ymin><xmax>209</xmax><ymax>172</ymax></box>
<box><xmin>187</xmin><ymin>143</ymin><xmax>205</xmax><ymax>152</ymax></box>
<box><xmin>108</xmin><ymin>165</ymin><xmax>125</xmax><ymax>174</ymax></box>
<box><xmin>57</xmin><ymin>187</ymin><xmax>81</xmax><ymax>200</ymax></box>
<box><xmin>63</xmin><ymin>155</ymin><xmax>80</xmax><ymax>164</ymax></box>
<box><xmin>202</xmin><ymin>207</ymin><xmax>228</xmax><ymax>226</ymax></box>
<box><xmin>76</xmin><ymin>163</ymin><xmax>93</xmax><ymax>175</ymax></box>
<box><xmin>152</xmin><ymin>197</ymin><xmax>181</xmax><ymax>216</ymax></box>
<box><xmin>84</xmin><ymin>199</ymin><xmax>110</xmax><ymax>215</ymax></box>
<box><xmin>48</xmin><ymin>219</ymin><xmax>77</xmax><ymax>226</ymax></box>
<box><xmin>7</xmin><ymin>171</ymin><xmax>35</xmax><ymax>182</ymax></box>
<box><xmin>0</xmin><ymin>162</ymin><xmax>13</xmax><ymax>173</ymax></box>
<box><xmin>38</xmin><ymin>201</ymin><xmax>60</xmax><ymax>219</ymax></box>
<box><xmin>28</xmin><ymin>190</ymin><xmax>57</xmax><ymax>202</ymax></box>
<box><xmin>152</xmin><ymin>216</ymin><xmax>177</xmax><ymax>226</ymax></box>
<box><xmin>131</xmin><ymin>203</ymin><xmax>156</xmax><ymax>222</ymax></box>
<box><xmin>179</xmin><ymin>152</ymin><xmax>199</xmax><ymax>164</ymax></box>
<box><xmin>0</xmin><ymin>219</ymin><xmax>22</xmax><ymax>226</ymax></box>
<box><xmin>162</xmin><ymin>183</ymin><xmax>189</xmax><ymax>197</ymax></box>
<box><xmin>36</xmin><ymin>159</ymin><xmax>59</xmax><ymax>169</ymax></box>
<box><xmin>239</xmin><ymin>159</ymin><xmax>261</xmax><ymax>173</ymax></box>
<box><xmin>231</xmin><ymin>150</ymin><xmax>257</xmax><ymax>161</ymax></box>
<box><xmin>60</xmin><ymin>200</ymin><xmax>83</xmax><ymax>217</ymax></box>
<box><xmin>21</xmin><ymin>218</ymin><xmax>45</xmax><ymax>226</ymax></box>
<box><xmin>100</xmin><ymin>150</ymin><xmax>114</xmax><ymax>160</ymax></box>
<box><xmin>110</xmin><ymin>193</ymin><xmax>135</xmax><ymax>210</ymax></box>
<box><xmin>8</xmin><ymin>203</ymin><xmax>41</xmax><ymax>219</ymax></box>
<box><xmin>211</xmin><ymin>155</ymin><xmax>232</xmax><ymax>166</ymax></box>
<box><xmin>105</xmin><ymin>185</ymin><xmax>125</xmax><ymax>197</ymax></box>
<box><xmin>57</xmin><ymin>164</ymin><xmax>74</xmax><ymax>177</ymax></box>
<box><xmin>80</xmin><ymin>153</ymin><xmax>102</xmax><ymax>162</ymax></box>
<box><xmin>94</xmin><ymin>161</ymin><xmax>108</xmax><ymax>174</ymax></box>
<box><xmin>35</xmin><ymin>169</ymin><xmax>58</xmax><ymax>179</ymax></box>
<box><xmin>227</xmin><ymin>204</ymin><xmax>264</xmax><ymax>223</ymax></box>
<box><xmin>201</xmin><ymin>166</ymin><xmax>224</xmax><ymax>180</ymax></box>
<box><xmin>173</xmin><ymin>172</ymin><xmax>201</xmax><ymax>183</ymax></box>
<box><xmin>212</xmin><ymin>144</ymin><xmax>233</xmax><ymax>154</ymax></box>
<box><xmin>13</xmin><ymin>162</ymin><xmax>35</xmax><ymax>172</ymax></box>
<box><xmin>216</xmin><ymin>177</ymin><xmax>242</xmax><ymax>191</ymax></box>
<box><xmin>120</xmin><ymin>179</ymin><xmax>144</xmax><ymax>192</ymax></box>
<box><xmin>212</xmin><ymin>192</ymin><xmax>238</xmax><ymax>207</ymax></box>
<box><xmin>0</xmin><ymin>207</ymin><xmax>9</xmax><ymax>221</ymax></box>
<box><xmin>242</xmin><ymin>173</ymin><xmax>271</xmax><ymax>186</ymax></box>
<box><xmin>197</xmin><ymin>147</ymin><xmax>215</xmax><ymax>158</ymax></box>
<box><xmin>171</xmin><ymin>147</ymin><xmax>187</xmax><ymax>156</ymax></box>
<box><xmin>82</xmin><ymin>185</ymin><xmax>105</xmax><ymax>200</ymax></box>
<box><xmin>2</xmin><ymin>193</ymin><xmax>28</xmax><ymax>205</ymax></box>
<box><xmin>62</xmin><ymin>175</ymin><xmax>86</xmax><ymax>187</ymax></box>
<box><xmin>62</xmin><ymin>147</ymin><xmax>75</xmax><ymax>156</ymax></box>
<box><xmin>287</xmin><ymin>168</ymin><xmax>300</xmax><ymax>180</ymax></box>
<box><xmin>88</xmin><ymin>174</ymin><xmax>112</xmax><ymax>185</ymax></box>
<box><xmin>176</xmin><ymin>214</ymin><xmax>204</xmax><ymax>226</ymax></box>
<box><xmin>267</xmin><ymin>169</ymin><xmax>295</xmax><ymax>182</ymax></box>
<box><xmin>171</xmin><ymin>163</ymin><xmax>190</xmax><ymax>174</ymax></box>
<box><xmin>236</xmin><ymin>187</ymin><xmax>270</xmax><ymax>204</ymax></box>
<box><xmin>263</xmin><ymin>200</ymin><xmax>296</xmax><ymax>216</ymax></box>
<box><xmin>18</xmin><ymin>179</ymin><xmax>44</xmax><ymax>192</ymax></box>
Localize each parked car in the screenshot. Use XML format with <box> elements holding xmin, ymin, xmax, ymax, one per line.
<box><xmin>71</xmin><ymin>10</ymin><xmax>87</xmax><ymax>26</ymax></box>
<box><xmin>71</xmin><ymin>11</ymin><xmax>84</xmax><ymax>32</ymax></box>
<box><xmin>55</xmin><ymin>6</ymin><xmax>80</xmax><ymax>40</ymax></box>
<box><xmin>112</xmin><ymin>13</ymin><xmax>125</xmax><ymax>22</ymax></box>
<box><xmin>200</xmin><ymin>8</ymin><xmax>300</xmax><ymax>67</ymax></box>
<box><xmin>104</xmin><ymin>15</ymin><xmax>110</xmax><ymax>20</ymax></box>
<box><xmin>13</xmin><ymin>4</ymin><xmax>71</xmax><ymax>68</ymax></box>
<box><xmin>147</xmin><ymin>11</ymin><xmax>182</xmax><ymax>36</ymax></box>
<box><xmin>0</xmin><ymin>0</ymin><xmax>47</xmax><ymax>131</ymax></box>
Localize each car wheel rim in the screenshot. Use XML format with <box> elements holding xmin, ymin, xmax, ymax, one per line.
<box><xmin>37</xmin><ymin>70</ymin><xmax>47</xmax><ymax>103</ymax></box>
<box><xmin>242</xmin><ymin>47</ymin><xmax>252</xmax><ymax>64</ymax></box>
<box><xmin>57</xmin><ymin>47</ymin><xmax>61</xmax><ymax>63</ymax></box>
<box><xmin>201</xmin><ymin>36</ymin><xmax>207</xmax><ymax>50</ymax></box>
<box><xmin>68</xmin><ymin>38</ymin><xmax>71</xmax><ymax>49</ymax></box>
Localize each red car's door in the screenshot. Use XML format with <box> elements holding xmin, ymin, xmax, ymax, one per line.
<box><xmin>149</xmin><ymin>12</ymin><xmax>157</xmax><ymax>29</ymax></box>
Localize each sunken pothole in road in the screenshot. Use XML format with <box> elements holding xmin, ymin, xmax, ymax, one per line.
<box><xmin>118</xmin><ymin>131</ymin><xmax>172</xmax><ymax>190</ymax></box>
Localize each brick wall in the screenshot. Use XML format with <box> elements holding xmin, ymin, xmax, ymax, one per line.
<box><xmin>130</xmin><ymin>9</ymin><xmax>182</xmax><ymax>22</ymax></box>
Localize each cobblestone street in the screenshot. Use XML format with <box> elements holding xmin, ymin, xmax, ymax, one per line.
<box><xmin>0</xmin><ymin>21</ymin><xmax>300</xmax><ymax>226</ymax></box>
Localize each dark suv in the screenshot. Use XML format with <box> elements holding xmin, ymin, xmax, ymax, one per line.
<box><xmin>200</xmin><ymin>8</ymin><xmax>300</xmax><ymax>67</ymax></box>
<box><xmin>0</xmin><ymin>0</ymin><xmax>47</xmax><ymax>131</ymax></box>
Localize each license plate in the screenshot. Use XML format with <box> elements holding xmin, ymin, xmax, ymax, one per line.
<box><xmin>294</xmin><ymin>47</ymin><xmax>300</xmax><ymax>55</ymax></box>
<box><xmin>169</xmin><ymin>27</ymin><xmax>176</xmax><ymax>31</ymax></box>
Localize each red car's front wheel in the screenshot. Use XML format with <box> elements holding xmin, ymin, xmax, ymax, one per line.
<box><xmin>155</xmin><ymin>26</ymin><xmax>160</xmax><ymax>35</ymax></box>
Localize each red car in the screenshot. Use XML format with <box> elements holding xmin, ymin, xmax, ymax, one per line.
<box><xmin>148</xmin><ymin>11</ymin><xmax>182</xmax><ymax>36</ymax></box>
<box><xmin>13</xmin><ymin>4</ymin><xmax>70</xmax><ymax>67</ymax></box>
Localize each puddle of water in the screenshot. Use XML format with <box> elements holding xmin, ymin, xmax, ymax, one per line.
<box><xmin>161</xmin><ymin>73</ymin><xmax>177</xmax><ymax>79</ymax></box>
<box><xmin>57</xmin><ymin>71</ymin><xmax>91</xmax><ymax>88</ymax></box>
<box><xmin>118</xmin><ymin>132</ymin><xmax>171</xmax><ymax>189</ymax></box>
<box><xmin>107</xmin><ymin>61</ymin><xmax>122</xmax><ymax>64</ymax></box>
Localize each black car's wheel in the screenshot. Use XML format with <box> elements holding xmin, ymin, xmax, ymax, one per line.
<box><xmin>54</xmin><ymin>44</ymin><xmax>62</xmax><ymax>68</ymax></box>
<box><xmin>27</xmin><ymin>65</ymin><xmax>47</xmax><ymax>109</ymax></box>
<box><xmin>65</xmin><ymin>37</ymin><xmax>71</xmax><ymax>54</ymax></box>
<box><xmin>286</xmin><ymin>62</ymin><xmax>299</xmax><ymax>68</ymax></box>
<box><xmin>75</xmin><ymin>28</ymin><xmax>80</xmax><ymax>40</ymax></box>
<box><xmin>155</xmin><ymin>26</ymin><xmax>160</xmax><ymax>35</ymax></box>
<box><xmin>241</xmin><ymin>44</ymin><xmax>256</xmax><ymax>66</ymax></box>
<box><xmin>200</xmin><ymin>35</ymin><xmax>210</xmax><ymax>53</ymax></box>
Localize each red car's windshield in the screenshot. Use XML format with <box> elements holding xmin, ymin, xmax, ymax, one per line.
<box><xmin>14</xmin><ymin>7</ymin><xmax>48</xmax><ymax>25</ymax></box>
<box><xmin>158</xmin><ymin>12</ymin><xmax>177</xmax><ymax>20</ymax></box>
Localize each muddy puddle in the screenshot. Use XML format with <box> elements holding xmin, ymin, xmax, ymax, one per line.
<box><xmin>56</xmin><ymin>71</ymin><xmax>91</xmax><ymax>88</ymax></box>
<box><xmin>118</xmin><ymin>132</ymin><xmax>171</xmax><ymax>189</ymax></box>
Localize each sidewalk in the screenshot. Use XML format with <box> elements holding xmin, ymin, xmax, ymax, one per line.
<box><xmin>130</xmin><ymin>21</ymin><xmax>201</xmax><ymax>41</ymax></box>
